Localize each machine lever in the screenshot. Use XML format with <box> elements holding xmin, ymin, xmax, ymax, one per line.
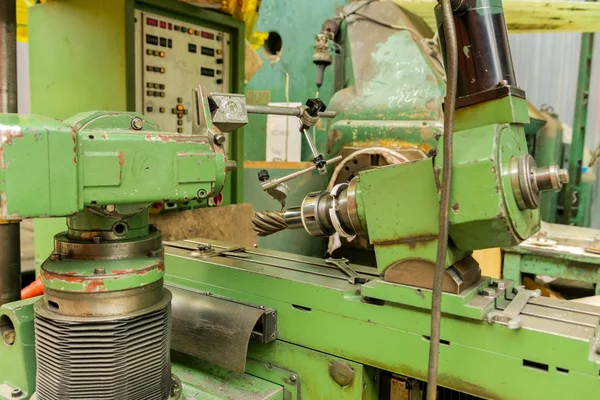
<box><xmin>325</xmin><ymin>257</ymin><xmax>368</xmax><ymax>285</ymax></box>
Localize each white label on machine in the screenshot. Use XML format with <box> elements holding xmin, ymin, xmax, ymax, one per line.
<box><xmin>266</xmin><ymin>102</ymin><xmax>302</xmax><ymax>162</ymax></box>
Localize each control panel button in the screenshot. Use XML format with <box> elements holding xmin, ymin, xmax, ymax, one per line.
<box><xmin>159</xmin><ymin>107</ymin><xmax>165</xmax><ymax>113</ymax></box>
<box><xmin>177</xmin><ymin>128</ymin><xmax>183</xmax><ymax>133</ymax></box>
<box><xmin>147</xmin><ymin>106</ymin><xmax>153</xmax><ymax>112</ymax></box>
<box><xmin>216</xmin><ymin>79</ymin><xmax>223</xmax><ymax>84</ymax></box>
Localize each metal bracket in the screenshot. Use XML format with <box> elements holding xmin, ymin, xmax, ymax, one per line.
<box><xmin>168</xmin><ymin>284</ymin><xmax>277</xmax><ymax>373</ymax></box>
<box><xmin>325</xmin><ymin>257</ymin><xmax>368</xmax><ymax>284</ymax></box>
<box><xmin>487</xmin><ymin>285</ymin><xmax>541</xmax><ymax>329</ymax></box>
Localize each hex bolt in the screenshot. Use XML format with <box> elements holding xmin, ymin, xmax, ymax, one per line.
<box><xmin>49</xmin><ymin>253</ymin><xmax>61</xmax><ymax>261</ymax></box>
<box><xmin>290</xmin><ymin>374</ymin><xmax>298</xmax><ymax>383</ymax></box>
<box><xmin>11</xmin><ymin>388</ymin><xmax>22</xmax><ymax>398</ymax></box>
<box><xmin>92</xmin><ymin>235</ymin><xmax>102</xmax><ymax>244</ymax></box>
<box><xmin>213</xmin><ymin>132</ymin><xmax>226</xmax><ymax>145</ymax></box>
<box><xmin>105</xmin><ymin>205</ymin><xmax>115</xmax><ymax>212</ymax></box>
<box><xmin>94</xmin><ymin>267</ymin><xmax>106</xmax><ymax>275</ymax></box>
<box><xmin>131</xmin><ymin>117</ymin><xmax>144</xmax><ymax>130</ymax></box>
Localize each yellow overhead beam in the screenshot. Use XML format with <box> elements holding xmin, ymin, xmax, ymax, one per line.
<box><xmin>392</xmin><ymin>0</ymin><xmax>600</xmax><ymax>33</ymax></box>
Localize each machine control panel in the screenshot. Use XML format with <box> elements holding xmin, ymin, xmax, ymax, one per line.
<box><xmin>135</xmin><ymin>10</ymin><xmax>231</xmax><ymax>134</ymax></box>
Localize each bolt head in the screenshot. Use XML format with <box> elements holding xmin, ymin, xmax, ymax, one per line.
<box><xmin>94</xmin><ymin>267</ymin><xmax>106</xmax><ymax>275</ymax></box>
<box><xmin>93</xmin><ymin>235</ymin><xmax>102</xmax><ymax>244</ymax></box>
<box><xmin>105</xmin><ymin>205</ymin><xmax>115</xmax><ymax>212</ymax></box>
<box><xmin>11</xmin><ymin>388</ymin><xmax>22</xmax><ymax>398</ymax></box>
<box><xmin>131</xmin><ymin>117</ymin><xmax>144</xmax><ymax>130</ymax></box>
<box><xmin>214</xmin><ymin>133</ymin><xmax>226</xmax><ymax>145</ymax></box>
<box><xmin>290</xmin><ymin>374</ymin><xmax>298</xmax><ymax>382</ymax></box>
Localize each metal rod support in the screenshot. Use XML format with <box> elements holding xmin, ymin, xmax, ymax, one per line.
<box><xmin>0</xmin><ymin>0</ymin><xmax>21</xmax><ymax>306</ymax></box>
<box><xmin>245</xmin><ymin>104</ymin><xmax>336</xmax><ymax>119</ymax></box>
<box><xmin>261</xmin><ymin>156</ymin><xmax>342</xmax><ymax>191</ymax></box>
<box><xmin>302</xmin><ymin>128</ymin><xmax>321</xmax><ymax>159</ymax></box>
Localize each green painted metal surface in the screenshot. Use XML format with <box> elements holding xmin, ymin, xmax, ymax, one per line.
<box><xmin>172</xmin><ymin>352</ymin><xmax>284</xmax><ymax>400</ymax></box>
<box><xmin>246</xmin><ymin>339</ymin><xmax>379</xmax><ymax>400</ymax></box>
<box><xmin>563</xmin><ymin>16</ymin><xmax>595</xmax><ymax>226</ymax></box>
<box><xmin>0</xmin><ymin>298</ymin><xmax>38</xmax><ymax>399</ymax></box>
<box><xmin>503</xmin><ymin>223</ymin><xmax>600</xmax><ymax>295</ymax></box>
<box><xmin>436</xmin><ymin>96</ymin><xmax>540</xmax><ymax>250</ymax></box>
<box><xmin>0</xmin><ymin>111</ymin><xmax>226</xmax><ymax>220</ymax></box>
<box><xmin>164</xmin><ymin>242</ymin><xmax>600</xmax><ymax>399</ymax></box>
<box><xmin>360</xmin><ymin>278</ymin><xmax>509</xmax><ymax>320</ymax></box>
<box><xmin>357</xmin><ymin>159</ymin><xmax>465</xmax><ymax>273</ymax></box>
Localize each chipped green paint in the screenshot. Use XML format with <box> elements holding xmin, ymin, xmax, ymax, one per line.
<box><xmin>172</xmin><ymin>351</ymin><xmax>284</xmax><ymax>400</ymax></box>
<box><xmin>0</xmin><ymin>298</ymin><xmax>38</xmax><ymax>399</ymax></box>
<box><xmin>356</xmin><ymin>160</ymin><xmax>466</xmax><ymax>273</ymax></box>
<box><xmin>0</xmin><ymin>111</ymin><xmax>226</xmax><ymax>220</ymax></box>
<box><xmin>41</xmin><ymin>255</ymin><xmax>164</xmax><ymax>292</ymax></box>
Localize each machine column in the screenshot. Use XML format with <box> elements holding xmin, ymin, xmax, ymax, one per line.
<box><xmin>0</xmin><ymin>0</ymin><xmax>21</xmax><ymax>306</ymax></box>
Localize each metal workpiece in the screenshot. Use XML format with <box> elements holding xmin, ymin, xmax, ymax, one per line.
<box><xmin>168</xmin><ymin>284</ymin><xmax>277</xmax><ymax>373</ymax></box>
<box><xmin>510</xmin><ymin>154</ymin><xmax>569</xmax><ymax>210</ymax></box>
<box><xmin>34</xmin><ymin>291</ymin><xmax>173</xmax><ymax>400</ymax></box>
<box><xmin>0</xmin><ymin>223</ymin><xmax>21</xmax><ymax>307</ymax></box>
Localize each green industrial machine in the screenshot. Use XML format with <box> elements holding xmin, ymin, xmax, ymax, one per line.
<box><xmin>3</xmin><ymin>1</ymin><xmax>600</xmax><ymax>400</ymax></box>
<box><xmin>28</xmin><ymin>0</ymin><xmax>245</xmax><ymax>267</ymax></box>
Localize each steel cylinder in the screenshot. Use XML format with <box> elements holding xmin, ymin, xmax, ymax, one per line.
<box><xmin>435</xmin><ymin>0</ymin><xmax>517</xmax><ymax>102</ymax></box>
<box><xmin>0</xmin><ymin>223</ymin><xmax>21</xmax><ymax>305</ymax></box>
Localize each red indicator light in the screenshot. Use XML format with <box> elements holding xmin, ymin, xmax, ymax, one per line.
<box><xmin>168</xmin><ymin>23</ymin><xmax>172</xmax><ymax>30</ymax></box>
<box><xmin>147</xmin><ymin>18</ymin><xmax>158</xmax><ymax>26</ymax></box>
<box><xmin>160</xmin><ymin>21</ymin><xmax>166</xmax><ymax>29</ymax></box>
<box><xmin>201</xmin><ymin>31</ymin><xmax>214</xmax><ymax>40</ymax></box>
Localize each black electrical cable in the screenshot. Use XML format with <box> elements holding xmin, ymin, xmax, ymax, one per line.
<box><xmin>426</xmin><ymin>0</ymin><xmax>457</xmax><ymax>399</ymax></box>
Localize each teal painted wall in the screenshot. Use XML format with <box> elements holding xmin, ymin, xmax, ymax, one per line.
<box><xmin>244</xmin><ymin>0</ymin><xmax>346</xmax><ymax>161</ymax></box>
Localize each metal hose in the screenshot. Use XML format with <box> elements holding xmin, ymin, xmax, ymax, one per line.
<box><xmin>426</xmin><ymin>0</ymin><xmax>457</xmax><ymax>398</ymax></box>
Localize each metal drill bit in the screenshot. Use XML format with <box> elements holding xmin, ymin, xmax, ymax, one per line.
<box><xmin>252</xmin><ymin>207</ymin><xmax>303</xmax><ymax>237</ymax></box>
<box><xmin>252</xmin><ymin>210</ymin><xmax>288</xmax><ymax>236</ymax></box>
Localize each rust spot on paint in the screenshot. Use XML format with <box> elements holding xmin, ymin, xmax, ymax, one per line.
<box><xmin>74</xmin><ymin>157</ymin><xmax>78</xmax><ymax>164</ymax></box>
<box><xmin>0</xmin><ymin>126</ymin><xmax>24</xmax><ymax>145</ymax></box>
<box><xmin>373</xmin><ymin>234</ymin><xmax>437</xmax><ymax>249</ymax></box>
<box><xmin>118</xmin><ymin>152</ymin><xmax>125</xmax><ymax>167</ymax></box>
<box><xmin>452</xmin><ymin>202</ymin><xmax>460</xmax><ymax>213</ymax></box>
<box><xmin>101</xmin><ymin>134</ymin><xmax>108</xmax><ymax>140</ymax></box>
<box><xmin>73</xmin><ymin>146</ymin><xmax>77</xmax><ymax>153</ymax></box>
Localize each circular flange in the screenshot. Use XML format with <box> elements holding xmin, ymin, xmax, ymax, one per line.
<box><xmin>53</xmin><ymin>231</ymin><xmax>162</xmax><ymax>260</ymax></box>
<box><xmin>35</xmin><ymin>285</ymin><xmax>170</xmax><ymax>321</ymax></box>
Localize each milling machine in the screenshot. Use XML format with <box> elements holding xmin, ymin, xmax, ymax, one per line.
<box><xmin>2</xmin><ymin>2</ymin><xmax>600</xmax><ymax>400</ymax></box>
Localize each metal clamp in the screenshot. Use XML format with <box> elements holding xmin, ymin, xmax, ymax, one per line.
<box><xmin>325</xmin><ymin>257</ymin><xmax>368</xmax><ymax>285</ymax></box>
<box><xmin>487</xmin><ymin>285</ymin><xmax>541</xmax><ymax>329</ymax></box>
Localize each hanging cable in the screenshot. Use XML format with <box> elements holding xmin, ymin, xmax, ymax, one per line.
<box><xmin>426</xmin><ymin>0</ymin><xmax>457</xmax><ymax>399</ymax></box>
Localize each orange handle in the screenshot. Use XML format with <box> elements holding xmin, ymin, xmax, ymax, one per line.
<box><xmin>21</xmin><ymin>275</ymin><xmax>44</xmax><ymax>299</ymax></box>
